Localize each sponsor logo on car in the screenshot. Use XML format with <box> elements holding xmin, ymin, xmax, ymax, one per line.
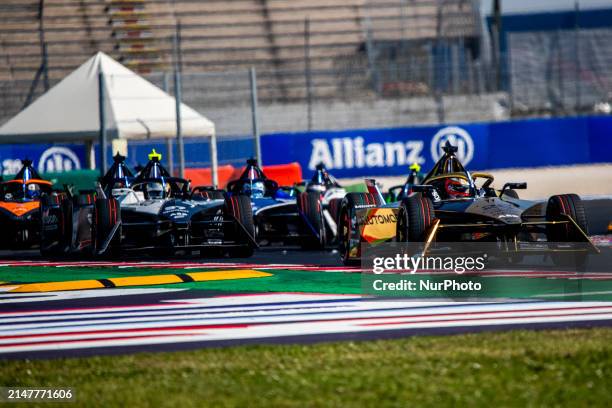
<box><xmin>358</xmin><ymin>208</ymin><xmax>399</xmax><ymax>243</ymax></box>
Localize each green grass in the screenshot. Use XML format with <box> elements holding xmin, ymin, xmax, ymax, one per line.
<box><xmin>3</xmin><ymin>328</ymin><xmax>612</xmax><ymax>407</ymax></box>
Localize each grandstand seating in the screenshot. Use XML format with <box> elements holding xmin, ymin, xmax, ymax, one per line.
<box><xmin>0</xmin><ymin>0</ymin><xmax>478</xmax><ymax>118</ymax></box>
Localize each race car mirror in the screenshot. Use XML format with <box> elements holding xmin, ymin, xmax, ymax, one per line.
<box><xmin>411</xmin><ymin>184</ymin><xmax>439</xmax><ymax>201</ymax></box>
<box><xmin>411</xmin><ymin>184</ymin><xmax>435</xmax><ymax>193</ymax></box>
<box><xmin>500</xmin><ymin>182</ymin><xmax>527</xmax><ymax>198</ymax></box>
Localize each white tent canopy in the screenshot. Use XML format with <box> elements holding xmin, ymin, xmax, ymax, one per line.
<box><xmin>0</xmin><ymin>52</ymin><xmax>215</xmax><ymax>141</ymax></box>
<box><xmin>0</xmin><ymin>52</ymin><xmax>218</xmax><ymax>184</ymax></box>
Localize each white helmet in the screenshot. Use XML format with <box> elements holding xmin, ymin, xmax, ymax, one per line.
<box><xmin>242</xmin><ymin>181</ymin><xmax>265</xmax><ymax>198</ymax></box>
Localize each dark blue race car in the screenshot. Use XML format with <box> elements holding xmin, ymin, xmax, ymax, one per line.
<box><xmin>226</xmin><ymin>159</ymin><xmax>327</xmax><ymax>248</ymax></box>
<box><xmin>40</xmin><ymin>152</ymin><xmax>257</xmax><ymax>258</ymax></box>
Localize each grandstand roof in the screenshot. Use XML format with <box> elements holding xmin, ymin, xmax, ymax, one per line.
<box><xmin>0</xmin><ymin>52</ymin><xmax>215</xmax><ymax>143</ymax></box>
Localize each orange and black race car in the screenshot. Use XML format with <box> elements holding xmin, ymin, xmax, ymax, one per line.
<box><xmin>0</xmin><ymin>160</ymin><xmax>53</xmax><ymax>248</ymax></box>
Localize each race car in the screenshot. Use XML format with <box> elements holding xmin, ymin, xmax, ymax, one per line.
<box><xmin>226</xmin><ymin>159</ymin><xmax>327</xmax><ymax>248</ymax></box>
<box><xmin>338</xmin><ymin>141</ymin><xmax>595</xmax><ymax>265</ymax></box>
<box><xmin>296</xmin><ymin>163</ymin><xmax>347</xmax><ymax>242</ymax></box>
<box><xmin>384</xmin><ymin>162</ymin><xmax>422</xmax><ymax>203</ymax></box>
<box><xmin>40</xmin><ymin>151</ymin><xmax>256</xmax><ymax>257</ymax></box>
<box><xmin>0</xmin><ymin>160</ymin><xmax>53</xmax><ymax>249</ymax></box>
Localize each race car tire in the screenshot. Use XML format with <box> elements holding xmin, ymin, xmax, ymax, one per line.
<box><xmin>297</xmin><ymin>191</ymin><xmax>326</xmax><ymax>249</ymax></box>
<box><xmin>92</xmin><ymin>197</ymin><xmax>121</xmax><ymax>256</ymax></box>
<box><xmin>546</xmin><ymin>194</ymin><xmax>589</xmax><ymax>268</ymax></box>
<box><xmin>396</xmin><ymin>194</ymin><xmax>435</xmax><ymax>242</ymax></box>
<box><xmin>337</xmin><ymin>192</ymin><xmax>379</xmax><ymax>265</ymax></box>
<box><xmin>546</xmin><ymin>194</ymin><xmax>589</xmax><ymax>241</ymax></box>
<box><xmin>40</xmin><ymin>195</ymin><xmax>72</xmax><ymax>257</ymax></box>
<box><xmin>224</xmin><ymin>194</ymin><xmax>255</xmax><ymax>258</ymax></box>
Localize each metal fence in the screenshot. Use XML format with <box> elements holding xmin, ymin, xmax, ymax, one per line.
<box><xmin>509</xmin><ymin>28</ymin><xmax>612</xmax><ymax>116</ymax></box>
<box><xmin>2</xmin><ymin>27</ymin><xmax>612</xmax><ymax>158</ymax></box>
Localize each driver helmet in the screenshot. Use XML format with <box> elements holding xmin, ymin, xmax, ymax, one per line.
<box><xmin>147</xmin><ymin>182</ymin><xmax>166</xmax><ymax>199</ymax></box>
<box><xmin>242</xmin><ymin>181</ymin><xmax>265</xmax><ymax>198</ymax></box>
<box><xmin>444</xmin><ymin>178</ymin><xmax>470</xmax><ymax>198</ymax></box>
<box><xmin>26</xmin><ymin>183</ymin><xmax>41</xmax><ymax>199</ymax></box>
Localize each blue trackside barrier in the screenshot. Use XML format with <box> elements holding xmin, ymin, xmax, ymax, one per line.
<box><xmin>0</xmin><ymin>116</ymin><xmax>608</xmax><ymax>178</ymax></box>
<box><xmin>0</xmin><ymin>144</ymin><xmax>85</xmax><ymax>177</ymax></box>
<box><xmin>261</xmin><ymin>115</ymin><xmax>612</xmax><ymax>178</ymax></box>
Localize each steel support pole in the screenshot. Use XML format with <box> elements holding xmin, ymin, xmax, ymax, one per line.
<box><xmin>98</xmin><ymin>72</ymin><xmax>108</xmax><ymax>176</ymax></box>
<box><xmin>162</xmin><ymin>72</ymin><xmax>174</xmax><ymax>175</ymax></box>
<box><xmin>249</xmin><ymin>67</ymin><xmax>262</xmax><ymax>165</ymax></box>
<box><xmin>86</xmin><ymin>141</ymin><xmax>95</xmax><ymax>170</ymax></box>
<box><xmin>209</xmin><ymin>132</ymin><xmax>218</xmax><ymax>187</ymax></box>
<box><xmin>174</xmin><ymin>69</ymin><xmax>184</xmax><ymax>178</ymax></box>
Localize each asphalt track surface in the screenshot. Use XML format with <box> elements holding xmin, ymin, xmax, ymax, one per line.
<box><xmin>0</xmin><ymin>199</ymin><xmax>609</xmax><ymax>360</ymax></box>
<box><xmin>0</xmin><ymin>245</ymin><xmax>610</xmax><ymax>360</ymax></box>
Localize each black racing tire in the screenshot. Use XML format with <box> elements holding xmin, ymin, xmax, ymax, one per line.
<box><xmin>92</xmin><ymin>197</ymin><xmax>121</xmax><ymax>256</ymax></box>
<box><xmin>546</xmin><ymin>194</ymin><xmax>589</xmax><ymax>242</ymax></box>
<box><xmin>337</xmin><ymin>192</ymin><xmax>380</xmax><ymax>266</ymax></box>
<box><xmin>297</xmin><ymin>191</ymin><xmax>326</xmax><ymax>249</ymax></box>
<box><xmin>396</xmin><ymin>194</ymin><xmax>436</xmax><ymax>242</ymax></box>
<box><xmin>224</xmin><ymin>194</ymin><xmax>255</xmax><ymax>258</ymax></box>
<box><xmin>40</xmin><ymin>195</ymin><xmax>72</xmax><ymax>257</ymax></box>
<box><xmin>546</xmin><ymin>194</ymin><xmax>589</xmax><ymax>268</ymax></box>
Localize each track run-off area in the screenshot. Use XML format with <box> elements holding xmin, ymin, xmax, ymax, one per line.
<box><xmin>0</xmin><ymin>244</ymin><xmax>611</xmax><ymax>359</ymax></box>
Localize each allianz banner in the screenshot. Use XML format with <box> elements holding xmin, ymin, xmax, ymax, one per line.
<box><xmin>0</xmin><ymin>144</ymin><xmax>85</xmax><ymax>176</ymax></box>
<box><xmin>261</xmin><ymin>116</ymin><xmax>612</xmax><ymax>177</ymax></box>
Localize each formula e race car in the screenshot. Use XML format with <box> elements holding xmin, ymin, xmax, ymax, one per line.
<box><xmin>226</xmin><ymin>159</ymin><xmax>327</xmax><ymax>248</ymax></box>
<box><xmin>338</xmin><ymin>141</ymin><xmax>595</xmax><ymax>265</ymax></box>
<box><xmin>0</xmin><ymin>160</ymin><xmax>53</xmax><ymax>249</ymax></box>
<box><xmin>297</xmin><ymin>163</ymin><xmax>347</xmax><ymax>242</ymax></box>
<box><xmin>40</xmin><ymin>152</ymin><xmax>256</xmax><ymax>257</ymax></box>
<box><xmin>384</xmin><ymin>162</ymin><xmax>422</xmax><ymax>203</ymax></box>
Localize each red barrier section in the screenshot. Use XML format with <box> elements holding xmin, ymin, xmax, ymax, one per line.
<box><xmin>228</xmin><ymin>162</ymin><xmax>303</xmax><ymax>187</ymax></box>
<box><xmin>262</xmin><ymin>162</ymin><xmax>303</xmax><ymax>186</ymax></box>
<box><xmin>185</xmin><ymin>165</ymin><xmax>235</xmax><ymax>188</ymax></box>
<box><xmin>185</xmin><ymin>163</ymin><xmax>302</xmax><ymax>188</ymax></box>
<box><xmin>186</xmin><ymin>162</ymin><xmax>302</xmax><ymax>189</ymax></box>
